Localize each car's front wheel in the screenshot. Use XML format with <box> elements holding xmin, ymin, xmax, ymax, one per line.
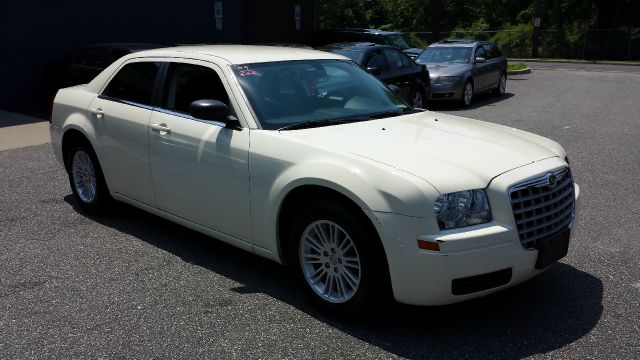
<box><xmin>67</xmin><ymin>143</ymin><xmax>111</xmax><ymax>213</ymax></box>
<box><xmin>288</xmin><ymin>200</ymin><xmax>389</xmax><ymax>313</ymax></box>
<box><xmin>461</xmin><ymin>80</ymin><xmax>473</xmax><ymax>106</ymax></box>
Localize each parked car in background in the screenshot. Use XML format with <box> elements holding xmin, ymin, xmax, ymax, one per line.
<box><xmin>414</xmin><ymin>40</ymin><xmax>507</xmax><ymax>106</ymax></box>
<box><xmin>51</xmin><ymin>45</ymin><xmax>579</xmax><ymax>314</ymax></box>
<box><xmin>63</xmin><ymin>43</ymin><xmax>161</xmax><ymax>87</ymax></box>
<box><xmin>314</xmin><ymin>28</ymin><xmax>423</xmax><ymax>59</ymax></box>
<box><xmin>319</xmin><ymin>43</ymin><xmax>429</xmax><ymax>108</ymax></box>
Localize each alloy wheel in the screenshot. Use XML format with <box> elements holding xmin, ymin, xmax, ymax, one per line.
<box><xmin>299</xmin><ymin>220</ymin><xmax>361</xmax><ymax>303</ymax></box>
<box><xmin>71</xmin><ymin>150</ymin><xmax>97</xmax><ymax>203</ymax></box>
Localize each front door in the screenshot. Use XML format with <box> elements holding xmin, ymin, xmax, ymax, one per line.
<box><xmin>148</xmin><ymin>61</ymin><xmax>252</xmax><ymax>242</ymax></box>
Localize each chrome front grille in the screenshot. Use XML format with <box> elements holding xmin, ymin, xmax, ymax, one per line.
<box><xmin>509</xmin><ymin>167</ymin><xmax>575</xmax><ymax>248</ymax></box>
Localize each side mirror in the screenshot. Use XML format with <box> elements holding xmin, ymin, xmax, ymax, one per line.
<box><xmin>387</xmin><ymin>84</ymin><xmax>401</xmax><ymax>94</ymax></box>
<box><xmin>474</xmin><ymin>57</ymin><xmax>486</xmax><ymax>63</ymax></box>
<box><xmin>190</xmin><ymin>99</ymin><xmax>228</xmax><ymax>121</ymax></box>
<box><xmin>366</xmin><ymin>66</ymin><xmax>382</xmax><ymax>75</ymax></box>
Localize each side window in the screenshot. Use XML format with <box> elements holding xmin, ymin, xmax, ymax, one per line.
<box><xmin>383</xmin><ymin>49</ymin><xmax>406</xmax><ymax>69</ymax></box>
<box><xmin>366</xmin><ymin>52</ymin><xmax>388</xmax><ymax>72</ymax></box>
<box><xmin>491</xmin><ymin>44</ymin><xmax>503</xmax><ymax>58</ymax></box>
<box><xmin>483</xmin><ymin>44</ymin><xmax>495</xmax><ymax>59</ymax></box>
<box><xmin>102</xmin><ymin>62</ymin><xmax>161</xmax><ymax>106</ymax></box>
<box><xmin>163</xmin><ymin>63</ymin><xmax>229</xmax><ymax>114</ymax></box>
<box><xmin>475</xmin><ymin>46</ymin><xmax>486</xmax><ymax>59</ymax></box>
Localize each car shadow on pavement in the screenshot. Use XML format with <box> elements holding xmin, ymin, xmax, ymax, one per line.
<box><xmin>427</xmin><ymin>92</ymin><xmax>514</xmax><ymax>111</ymax></box>
<box><xmin>65</xmin><ymin>196</ymin><xmax>603</xmax><ymax>360</ymax></box>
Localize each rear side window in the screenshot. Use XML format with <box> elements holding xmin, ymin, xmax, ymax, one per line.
<box><xmin>366</xmin><ymin>52</ymin><xmax>388</xmax><ymax>72</ymax></box>
<box><xmin>383</xmin><ymin>49</ymin><xmax>407</xmax><ymax>69</ymax></box>
<box><xmin>102</xmin><ymin>62</ymin><xmax>161</xmax><ymax>106</ymax></box>
<box><xmin>162</xmin><ymin>63</ymin><xmax>229</xmax><ymax>114</ymax></box>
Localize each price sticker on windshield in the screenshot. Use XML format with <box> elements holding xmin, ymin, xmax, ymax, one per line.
<box><xmin>237</xmin><ymin>65</ymin><xmax>259</xmax><ymax>77</ymax></box>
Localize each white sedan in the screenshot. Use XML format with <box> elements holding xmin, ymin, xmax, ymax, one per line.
<box><xmin>50</xmin><ymin>45</ymin><xmax>580</xmax><ymax>312</ymax></box>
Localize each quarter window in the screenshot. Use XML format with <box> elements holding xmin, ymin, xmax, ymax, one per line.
<box><xmin>102</xmin><ymin>62</ymin><xmax>161</xmax><ymax>106</ymax></box>
<box><xmin>162</xmin><ymin>63</ymin><xmax>229</xmax><ymax>114</ymax></box>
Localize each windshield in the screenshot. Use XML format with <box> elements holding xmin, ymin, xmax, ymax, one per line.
<box><xmin>415</xmin><ymin>47</ymin><xmax>472</xmax><ymax>64</ymax></box>
<box><xmin>232</xmin><ymin>60</ymin><xmax>410</xmax><ymax>130</ymax></box>
<box><xmin>385</xmin><ymin>34</ymin><xmax>412</xmax><ymax>49</ymax></box>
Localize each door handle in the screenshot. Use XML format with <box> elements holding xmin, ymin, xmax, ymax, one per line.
<box><xmin>89</xmin><ymin>107</ymin><xmax>104</xmax><ymax>118</ymax></box>
<box><xmin>150</xmin><ymin>123</ymin><xmax>171</xmax><ymax>134</ymax></box>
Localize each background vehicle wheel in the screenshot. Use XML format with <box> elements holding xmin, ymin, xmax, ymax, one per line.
<box><xmin>493</xmin><ymin>73</ymin><xmax>506</xmax><ymax>96</ymax></box>
<box><xmin>287</xmin><ymin>200</ymin><xmax>390</xmax><ymax>314</ymax></box>
<box><xmin>410</xmin><ymin>89</ymin><xmax>425</xmax><ymax>109</ymax></box>
<box><xmin>66</xmin><ymin>142</ymin><xmax>112</xmax><ymax>214</ymax></box>
<box><xmin>461</xmin><ymin>80</ymin><xmax>473</xmax><ymax>107</ymax></box>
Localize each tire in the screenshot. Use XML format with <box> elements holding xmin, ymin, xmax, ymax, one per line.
<box><xmin>287</xmin><ymin>199</ymin><xmax>390</xmax><ymax>314</ymax></box>
<box><xmin>460</xmin><ymin>80</ymin><xmax>473</xmax><ymax>107</ymax></box>
<box><xmin>66</xmin><ymin>142</ymin><xmax>112</xmax><ymax>214</ymax></box>
<box><xmin>493</xmin><ymin>73</ymin><xmax>506</xmax><ymax>96</ymax></box>
<box><xmin>410</xmin><ymin>88</ymin><xmax>425</xmax><ymax>109</ymax></box>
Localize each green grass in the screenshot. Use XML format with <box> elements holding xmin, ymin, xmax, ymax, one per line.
<box><xmin>507</xmin><ymin>63</ymin><xmax>528</xmax><ymax>72</ymax></box>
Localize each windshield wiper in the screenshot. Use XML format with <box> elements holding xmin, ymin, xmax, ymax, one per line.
<box><xmin>278</xmin><ymin>118</ymin><xmax>368</xmax><ymax>131</ymax></box>
<box><xmin>277</xmin><ymin>108</ymin><xmax>416</xmax><ymax>131</ymax></box>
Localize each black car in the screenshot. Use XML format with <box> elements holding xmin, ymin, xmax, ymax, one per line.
<box><xmin>64</xmin><ymin>43</ymin><xmax>162</xmax><ymax>87</ymax></box>
<box><xmin>314</xmin><ymin>28</ymin><xmax>423</xmax><ymax>59</ymax></box>
<box><xmin>319</xmin><ymin>43</ymin><xmax>430</xmax><ymax>108</ymax></box>
<box><xmin>414</xmin><ymin>40</ymin><xmax>507</xmax><ymax>106</ymax></box>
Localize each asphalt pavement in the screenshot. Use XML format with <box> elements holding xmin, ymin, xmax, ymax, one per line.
<box><xmin>1</xmin><ymin>63</ymin><xmax>639</xmax><ymax>359</ymax></box>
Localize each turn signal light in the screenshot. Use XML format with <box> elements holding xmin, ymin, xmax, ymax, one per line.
<box><xmin>417</xmin><ymin>239</ymin><xmax>440</xmax><ymax>251</ymax></box>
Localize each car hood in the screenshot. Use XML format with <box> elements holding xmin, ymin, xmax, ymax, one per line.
<box><xmin>402</xmin><ymin>48</ymin><xmax>423</xmax><ymax>56</ymax></box>
<box><xmin>279</xmin><ymin>111</ymin><xmax>564</xmax><ymax>193</ymax></box>
<box><xmin>424</xmin><ymin>63</ymin><xmax>470</xmax><ymax>78</ymax></box>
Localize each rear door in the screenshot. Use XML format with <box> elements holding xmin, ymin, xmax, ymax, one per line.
<box><xmin>381</xmin><ymin>48</ymin><xmax>413</xmax><ymax>100</ymax></box>
<box><xmin>87</xmin><ymin>60</ymin><xmax>161</xmax><ymax>206</ymax></box>
<box><xmin>147</xmin><ymin>60</ymin><xmax>252</xmax><ymax>243</ymax></box>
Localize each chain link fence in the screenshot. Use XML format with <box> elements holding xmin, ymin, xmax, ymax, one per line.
<box><xmin>407</xmin><ymin>29</ymin><xmax>640</xmax><ymax>61</ymax></box>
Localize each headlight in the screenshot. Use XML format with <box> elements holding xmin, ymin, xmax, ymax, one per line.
<box><xmin>436</xmin><ymin>76</ymin><xmax>461</xmax><ymax>84</ymax></box>
<box><xmin>433</xmin><ymin>189</ymin><xmax>491</xmax><ymax>230</ymax></box>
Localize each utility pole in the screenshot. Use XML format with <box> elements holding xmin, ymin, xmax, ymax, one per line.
<box><xmin>532</xmin><ymin>0</ymin><xmax>540</xmax><ymax>58</ymax></box>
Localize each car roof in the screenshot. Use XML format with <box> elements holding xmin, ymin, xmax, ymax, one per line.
<box><xmin>319</xmin><ymin>28</ymin><xmax>403</xmax><ymax>36</ymax></box>
<box><xmin>319</xmin><ymin>42</ymin><xmax>395</xmax><ymax>50</ymax></box>
<box><xmin>428</xmin><ymin>39</ymin><xmax>487</xmax><ymax>48</ymax></box>
<box><xmin>135</xmin><ymin>45</ymin><xmax>347</xmax><ymax>64</ymax></box>
<box><xmin>89</xmin><ymin>43</ymin><xmax>164</xmax><ymax>52</ymax></box>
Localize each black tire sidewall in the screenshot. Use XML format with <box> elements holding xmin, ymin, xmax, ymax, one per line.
<box><xmin>287</xmin><ymin>200</ymin><xmax>389</xmax><ymax>313</ymax></box>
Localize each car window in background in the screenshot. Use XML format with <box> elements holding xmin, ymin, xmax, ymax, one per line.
<box><xmin>491</xmin><ymin>44</ymin><xmax>503</xmax><ymax>57</ymax></box>
<box><xmin>162</xmin><ymin>63</ymin><xmax>229</xmax><ymax>114</ymax></box>
<box><xmin>383</xmin><ymin>49</ymin><xmax>406</xmax><ymax>68</ymax></box>
<box><xmin>102</xmin><ymin>62</ymin><xmax>161</xmax><ymax>106</ymax></box>
<box><xmin>385</xmin><ymin>34</ymin><xmax>412</xmax><ymax>50</ymax></box>
<box><xmin>77</xmin><ymin>47</ymin><xmax>109</xmax><ymax>68</ymax></box>
<box><xmin>415</xmin><ymin>47</ymin><xmax>472</xmax><ymax>64</ymax></box>
<box><xmin>475</xmin><ymin>46</ymin><xmax>487</xmax><ymax>59</ymax></box>
<box><xmin>232</xmin><ymin>60</ymin><xmax>409</xmax><ymax>130</ymax></box>
<box><xmin>482</xmin><ymin>44</ymin><xmax>495</xmax><ymax>59</ymax></box>
<box><xmin>366</xmin><ymin>52</ymin><xmax>387</xmax><ymax>71</ymax></box>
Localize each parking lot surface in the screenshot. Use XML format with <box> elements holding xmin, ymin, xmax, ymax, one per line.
<box><xmin>1</xmin><ymin>63</ymin><xmax>639</xmax><ymax>359</ymax></box>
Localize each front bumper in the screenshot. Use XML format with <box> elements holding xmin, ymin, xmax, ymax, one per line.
<box><xmin>369</xmin><ymin>157</ymin><xmax>581</xmax><ymax>306</ymax></box>
<box><xmin>428</xmin><ymin>79</ymin><xmax>464</xmax><ymax>100</ymax></box>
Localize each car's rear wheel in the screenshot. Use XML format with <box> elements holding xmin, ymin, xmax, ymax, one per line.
<box><xmin>288</xmin><ymin>200</ymin><xmax>390</xmax><ymax>314</ymax></box>
<box><xmin>494</xmin><ymin>73</ymin><xmax>506</xmax><ymax>96</ymax></box>
<box><xmin>461</xmin><ymin>80</ymin><xmax>473</xmax><ymax>106</ymax></box>
<box><xmin>67</xmin><ymin>143</ymin><xmax>111</xmax><ymax>213</ymax></box>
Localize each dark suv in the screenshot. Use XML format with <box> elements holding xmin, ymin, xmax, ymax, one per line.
<box><xmin>314</xmin><ymin>28</ymin><xmax>423</xmax><ymax>59</ymax></box>
<box><xmin>414</xmin><ymin>40</ymin><xmax>507</xmax><ymax>106</ymax></box>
